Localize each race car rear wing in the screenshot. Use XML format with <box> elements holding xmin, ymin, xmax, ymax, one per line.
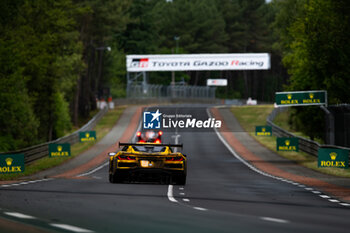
<box><xmin>119</xmin><ymin>142</ymin><xmax>183</xmax><ymax>148</ymax></box>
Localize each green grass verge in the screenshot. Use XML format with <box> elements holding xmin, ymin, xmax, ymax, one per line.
<box><xmin>0</xmin><ymin>107</ymin><xmax>125</xmax><ymax>181</ymax></box>
<box><xmin>231</xmin><ymin>105</ymin><xmax>350</xmax><ymax>178</ymax></box>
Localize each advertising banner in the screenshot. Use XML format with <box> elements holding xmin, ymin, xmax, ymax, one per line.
<box><xmin>0</xmin><ymin>154</ymin><xmax>25</xmax><ymax>174</ymax></box>
<box><xmin>49</xmin><ymin>143</ymin><xmax>71</xmax><ymax>157</ymax></box>
<box><xmin>277</xmin><ymin>137</ymin><xmax>299</xmax><ymax>151</ymax></box>
<box><xmin>79</xmin><ymin>131</ymin><xmax>96</xmax><ymax>142</ymax></box>
<box><xmin>318</xmin><ymin>148</ymin><xmax>349</xmax><ymax>169</ymax></box>
<box><xmin>207</xmin><ymin>79</ymin><xmax>228</xmax><ymax>86</ymax></box>
<box><xmin>255</xmin><ymin>126</ymin><xmax>272</xmax><ymax>136</ymax></box>
<box><xmin>275</xmin><ymin>90</ymin><xmax>326</xmax><ymax>107</ymax></box>
<box><xmin>126</xmin><ymin>53</ymin><xmax>271</xmax><ymax>72</ymax></box>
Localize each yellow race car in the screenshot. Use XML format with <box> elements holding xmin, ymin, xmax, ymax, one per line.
<box><xmin>108</xmin><ymin>142</ymin><xmax>187</xmax><ymax>185</ymax></box>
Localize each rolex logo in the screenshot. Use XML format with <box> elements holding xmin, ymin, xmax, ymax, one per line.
<box><xmin>285</xmin><ymin>140</ymin><xmax>290</xmax><ymax>146</ymax></box>
<box><xmin>5</xmin><ymin>158</ymin><xmax>13</xmax><ymax>166</ymax></box>
<box><xmin>309</xmin><ymin>93</ymin><xmax>314</xmax><ymax>99</ymax></box>
<box><xmin>287</xmin><ymin>94</ymin><xmax>292</xmax><ymax>100</ymax></box>
<box><xmin>262</xmin><ymin>128</ymin><xmax>266</xmax><ymax>132</ymax></box>
<box><xmin>85</xmin><ymin>133</ymin><xmax>90</xmax><ymax>138</ymax></box>
<box><xmin>330</xmin><ymin>152</ymin><xmax>337</xmax><ymax>160</ymax></box>
<box><xmin>57</xmin><ymin>146</ymin><xmax>62</xmax><ymax>152</ymax></box>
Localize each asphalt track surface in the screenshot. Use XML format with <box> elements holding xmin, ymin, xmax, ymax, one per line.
<box><xmin>0</xmin><ymin>105</ymin><xmax>350</xmax><ymax>233</ymax></box>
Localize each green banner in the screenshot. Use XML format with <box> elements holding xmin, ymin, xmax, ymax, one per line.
<box><xmin>49</xmin><ymin>143</ymin><xmax>71</xmax><ymax>157</ymax></box>
<box><xmin>79</xmin><ymin>131</ymin><xmax>96</xmax><ymax>142</ymax></box>
<box><xmin>255</xmin><ymin>126</ymin><xmax>272</xmax><ymax>136</ymax></box>
<box><xmin>0</xmin><ymin>154</ymin><xmax>25</xmax><ymax>174</ymax></box>
<box><xmin>275</xmin><ymin>90</ymin><xmax>326</xmax><ymax>107</ymax></box>
<box><xmin>277</xmin><ymin>137</ymin><xmax>299</xmax><ymax>151</ymax></box>
<box><xmin>318</xmin><ymin>148</ymin><xmax>349</xmax><ymax>169</ymax></box>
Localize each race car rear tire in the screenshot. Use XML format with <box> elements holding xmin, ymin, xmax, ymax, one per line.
<box><xmin>176</xmin><ymin>175</ymin><xmax>186</xmax><ymax>185</ymax></box>
<box><xmin>110</xmin><ymin>172</ymin><xmax>124</xmax><ymax>183</ymax></box>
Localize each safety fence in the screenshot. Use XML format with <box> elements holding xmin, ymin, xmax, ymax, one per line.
<box><xmin>267</xmin><ymin>107</ymin><xmax>350</xmax><ymax>158</ymax></box>
<box><xmin>127</xmin><ymin>84</ymin><xmax>216</xmax><ymax>99</ymax></box>
<box><xmin>0</xmin><ymin>108</ymin><xmax>108</xmax><ymax>165</ymax></box>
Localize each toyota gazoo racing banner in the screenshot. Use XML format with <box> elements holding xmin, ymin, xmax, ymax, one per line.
<box><xmin>126</xmin><ymin>53</ymin><xmax>271</xmax><ymax>72</ymax></box>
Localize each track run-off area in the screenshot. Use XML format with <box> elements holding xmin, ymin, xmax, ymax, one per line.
<box><xmin>0</xmin><ymin>105</ymin><xmax>349</xmax><ymax>233</ymax></box>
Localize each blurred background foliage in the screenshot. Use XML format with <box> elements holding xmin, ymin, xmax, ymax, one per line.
<box><xmin>0</xmin><ymin>0</ymin><xmax>349</xmax><ymax>150</ymax></box>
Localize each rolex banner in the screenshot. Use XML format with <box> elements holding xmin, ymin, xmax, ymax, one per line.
<box><xmin>255</xmin><ymin>126</ymin><xmax>272</xmax><ymax>136</ymax></box>
<box><xmin>0</xmin><ymin>154</ymin><xmax>25</xmax><ymax>173</ymax></box>
<box><xmin>49</xmin><ymin>143</ymin><xmax>71</xmax><ymax>157</ymax></box>
<box><xmin>275</xmin><ymin>90</ymin><xmax>326</xmax><ymax>107</ymax></box>
<box><xmin>318</xmin><ymin>148</ymin><xmax>349</xmax><ymax>169</ymax></box>
<box><xmin>277</xmin><ymin>137</ymin><xmax>299</xmax><ymax>152</ymax></box>
<box><xmin>79</xmin><ymin>131</ymin><xmax>96</xmax><ymax>142</ymax></box>
<box><xmin>127</xmin><ymin>53</ymin><xmax>271</xmax><ymax>72</ymax></box>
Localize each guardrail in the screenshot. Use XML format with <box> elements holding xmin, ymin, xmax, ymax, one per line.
<box><xmin>0</xmin><ymin>107</ymin><xmax>108</xmax><ymax>164</ymax></box>
<box><xmin>267</xmin><ymin>107</ymin><xmax>350</xmax><ymax>157</ymax></box>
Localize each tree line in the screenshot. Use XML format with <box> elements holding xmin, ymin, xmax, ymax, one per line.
<box><xmin>0</xmin><ymin>0</ymin><xmax>348</xmax><ymax>151</ymax></box>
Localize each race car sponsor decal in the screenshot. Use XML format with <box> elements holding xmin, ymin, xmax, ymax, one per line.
<box><xmin>0</xmin><ymin>154</ymin><xmax>24</xmax><ymax>173</ymax></box>
<box><xmin>318</xmin><ymin>148</ymin><xmax>349</xmax><ymax>169</ymax></box>
<box><xmin>49</xmin><ymin>143</ymin><xmax>71</xmax><ymax>157</ymax></box>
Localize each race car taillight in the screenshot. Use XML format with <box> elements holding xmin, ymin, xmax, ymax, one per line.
<box><xmin>138</xmin><ymin>140</ymin><xmax>145</xmax><ymax>143</ymax></box>
<box><xmin>136</xmin><ymin>131</ymin><xmax>141</xmax><ymax>137</ymax></box>
<box><xmin>155</xmin><ymin>139</ymin><xmax>161</xmax><ymax>144</ymax></box>
<box><xmin>158</xmin><ymin>131</ymin><xmax>163</xmax><ymax>136</ymax></box>
<box><xmin>118</xmin><ymin>155</ymin><xmax>136</xmax><ymax>160</ymax></box>
<box><xmin>166</xmin><ymin>157</ymin><xmax>183</xmax><ymax>161</ymax></box>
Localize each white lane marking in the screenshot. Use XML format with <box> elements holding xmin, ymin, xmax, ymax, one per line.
<box><xmin>329</xmin><ymin>199</ymin><xmax>340</xmax><ymax>203</ymax></box>
<box><xmin>166</xmin><ymin>131</ymin><xmax>181</xmax><ymax>203</ymax></box>
<box><xmin>4</xmin><ymin>212</ymin><xmax>36</xmax><ymax>219</ymax></box>
<box><xmin>0</xmin><ymin>178</ymin><xmax>53</xmax><ymax>188</ymax></box>
<box><xmin>340</xmin><ymin>203</ymin><xmax>350</xmax><ymax>207</ymax></box>
<box><xmin>179</xmin><ymin>192</ymin><xmax>185</xmax><ymax>195</ymax></box>
<box><xmin>320</xmin><ymin>195</ymin><xmax>330</xmax><ymax>199</ymax></box>
<box><xmin>173</xmin><ymin>132</ymin><xmax>181</xmax><ymax>153</ymax></box>
<box><xmin>207</xmin><ymin>108</ymin><xmax>346</xmax><ymax>207</ymax></box>
<box><xmin>19</xmin><ymin>182</ymin><xmax>30</xmax><ymax>185</ymax></box>
<box><xmin>50</xmin><ymin>223</ymin><xmax>93</xmax><ymax>233</ymax></box>
<box><xmin>179</xmin><ymin>187</ymin><xmax>184</xmax><ymax>190</ymax></box>
<box><xmin>208</xmin><ymin>109</ymin><xmax>280</xmax><ymax>180</ymax></box>
<box><xmin>261</xmin><ymin>217</ymin><xmax>289</xmax><ymax>224</ymax></box>
<box><xmin>193</xmin><ymin>207</ymin><xmax>208</xmax><ymax>211</ymax></box>
<box><xmin>27</xmin><ymin>180</ymin><xmax>39</xmax><ymax>183</ymax></box>
<box><xmin>167</xmin><ymin>185</ymin><xmax>178</xmax><ymax>203</ymax></box>
<box><xmin>183</xmin><ymin>198</ymin><xmax>190</xmax><ymax>202</ymax></box>
<box><xmin>92</xmin><ymin>176</ymin><xmax>102</xmax><ymax>179</ymax></box>
<box><xmin>76</xmin><ymin>162</ymin><xmax>109</xmax><ymax>177</ymax></box>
